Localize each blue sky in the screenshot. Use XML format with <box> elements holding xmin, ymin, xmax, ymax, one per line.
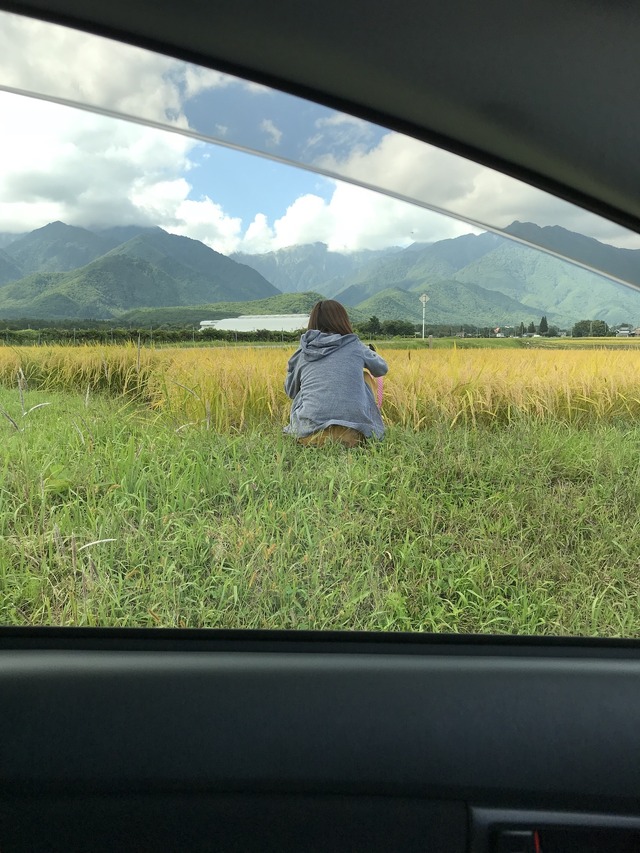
<box><xmin>180</xmin><ymin>81</ymin><xmax>385</xmax><ymax>225</ymax></box>
<box><xmin>188</xmin><ymin>144</ymin><xmax>333</xmax><ymax>226</ymax></box>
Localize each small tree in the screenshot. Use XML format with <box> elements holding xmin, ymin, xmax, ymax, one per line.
<box><xmin>519</xmin><ymin>322</ymin><xmax>525</xmax><ymax>336</ymax></box>
<box><xmin>381</xmin><ymin>319</ymin><xmax>415</xmax><ymax>336</ymax></box>
<box><xmin>361</xmin><ymin>315</ymin><xmax>381</xmax><ymax>335</ymax></box>
<box><xmin>527</xmin><ymin>321</ymin><xmax>536</xmax><ymax>334</ymax></box>
<box><xmin>572</xmin><ymin>319</ymin><xmax>610</xmax><ymax>337</ymax></box>
<box><xmin>539</xmin><ymin>315</ymin><xmax>549</xmax><ymax>334</ymax></box>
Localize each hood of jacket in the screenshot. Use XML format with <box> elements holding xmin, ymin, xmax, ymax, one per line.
<box><xmin>299</xmin><ymin>329</ymin><xmax>358</xmax><ymax>361</ymax></box>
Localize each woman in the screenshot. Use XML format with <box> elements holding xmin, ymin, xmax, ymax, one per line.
<box><xmin>284</xmin><ymin>299</ymin><xmax>388</xmax><ymax>447</ymax></box>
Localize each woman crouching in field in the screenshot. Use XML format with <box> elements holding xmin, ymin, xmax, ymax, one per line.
<box><xmin>284</xmin><ymin>299</ymin><xmax>388</xmax><ymax>447</ymax></box>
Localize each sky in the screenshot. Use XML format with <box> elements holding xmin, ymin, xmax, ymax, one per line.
<box><xmin>1</xmin><ymin>10</ymin><xmax>639</xmax><ymax>256</ymax></box>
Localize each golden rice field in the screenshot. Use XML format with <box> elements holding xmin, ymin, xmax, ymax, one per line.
<box><xmin>1</xmin><ymin>343</ymin><xmax>640</xmax><ymax>429</ymax></box>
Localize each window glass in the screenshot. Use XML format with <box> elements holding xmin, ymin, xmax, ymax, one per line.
<box><xmin>1</xmin><ymin>11</ymin><xmax>640</xmax><ymax>636</ymax></box>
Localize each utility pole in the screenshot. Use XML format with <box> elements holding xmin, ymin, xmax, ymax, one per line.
<box><xmin>419</xmin><ymin>293</ymin><xmax>430</xmax><ymax>339</ymax></box>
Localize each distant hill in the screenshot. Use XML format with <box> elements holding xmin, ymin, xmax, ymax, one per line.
<box><xmin>3</xmin><ymin>219</ymin><xmax>640</xmax><ymax>325</ymax></box>
<box><xmin>94</xmin><ymin>225</ymin><xmax>156</xmax><ymax>252</ymax></box>
<box><xmin>453</xmin><ymin>240</ymin><xmax>640</xmax><ymax>326</ymax></box>
<box><xmin>232</xmin><ymin>242</ymin><xmax>398</xmax><ymax>295</ymax></box>
<box><xmin>0</xmin><ymin>249</ymin><xmax>23</xmax><ymax>286</ymax></box>
<box><xmin>415</xmin><ymin>231</ymin><xmax>504</xmax><ymax>270</ymax></box>
<box><xmin>355</xmin><ymin>280</ymin><xmax>544</xmax><ymax>325</ymax></box>
<box><xmin>504</xmin><ymin>221</ymin><xmax>640</xmax><ymax>286</ymax></box>
<box><xmin>0</xmin><ymin>225</ymin><xmax>279</xmax><ymax>319</ymax></box>
<box><xmin>118</xmin><ymin>291</ymin><xmax>325</xmax><ymax>326</ymax></box>
<box><xmin>333</xmin><ymin>248</ymin><xmax>464</xmax><ymax>306</ymax></box>
<box><xmin>301</xmin><ymin>226</ymin><xmax>640</xmax><ymax>326</ymax></box>
<box><xmin>4</xmin><ymin>222</ymin><xmax>110</xmax><ymax>275</ymax></box>
<box><xmin>0</xmin><ymin>233</ymin><xmax>23</xmax><ymax>250</ymax></box>
<box><xmin>334</xmin><ymin>252</ymin><xmax>454</xmax><ymax>306</ymax></box>
<box><xmin>234</xmin><ymin>232</ymin><xmax>506</xmax><ymax>309</ymax></box>
<box><xmin>0</xmin><ymin>256</ymin><xmax>181</xmax><ymax>319</ymax></box>
<box><xmin>107</xmin><ymin>229</ymin><xmax>278</xmax><ymax>303</ymax></box>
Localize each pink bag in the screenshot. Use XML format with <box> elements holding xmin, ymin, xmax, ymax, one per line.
<box><xmin>375</xmin><ymin>376</ymin><xmax>383</xmax><ymax>408</ymax></box>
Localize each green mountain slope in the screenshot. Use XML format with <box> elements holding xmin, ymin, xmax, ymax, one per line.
<box><xmin>4</xmin><ymin>221</ymin><xmax>109</xmax><ymax>275</ymax></box>
<box><xmin>0</xmin><ymin>233</ymin><xmax>24</xmax><ymax>250</ymax></box>
<box><xmin>332</xmin><ymin>233</ymin><xmax>503</xmax><ymax>305</ymax></box>
<box><xmin>235</xmin><ymin>235</ymin><xmax>500</xmax><ymax>304</ymax></box>
<box><xmin>93</xmin><ymin>225</ymin><xmax>155</xmax><ymax>252</ymax></box>
<box><xmin>0</xmin><ymin>226</ymin><xmax>280</xmax><ymax>320</ymax></box>
<box><xmin>413</xmin><ymin>231</ymin><xmax>503</xmax><ymax>270</ymax></box>
<box><xmin>118</xmin><ymin>292</ymin><xmax>325</xmax><ymax>325</ymax></box>
<box><xmin>355</xmin><ymin>281</ymin><xmax>544</xmax><ymax>325</ymax></box>
<box><xmin>231</xmin><ymin>243</ymin><xmax>398</xmax><ymax>295</ymax></box>
<box><xmin>233</xmin><ymin>226</ymin><xmax>640</xmax><ymax>325</ymax></box>
<box><xmin>505</xmin><ymin>221</ymin><xmax>640</xmax><ymax>286</ymax></box>
<box><xmin>6</xmin><ymin>219</ymin><xmax>640</xmax><ymax>325</ymax></box>
<box><xmin>454</xmin><ymin>242</ymin><xmax>640</xmax><ymax>326</ymax></box>
<box><xmin>0</xmin><ymin>256</ymin><xmax>181</xmax><ymax>319</ymax></box>
<box><xmin>0</xmin><ymin>249</ymin><xmax>23</xmax><ymax>285</ymax></box>
<box><xmin>0</xmin><ymin>272</ymin><xmax>66</xmax><ymax>308</ymax></box>
<box><xmin>335</xmin><ymin>255</ymin><xmax>450</xmax><ymax>305</ymax></box>
<box><xmin>336</xmin><ymin>254</ymin><xmax>456</xmax><ymax>305</ymax></box>
<box><xmin>108</xmin><ymin>229</ymin><xmax>278</xmax><ymax>303</ymax></box>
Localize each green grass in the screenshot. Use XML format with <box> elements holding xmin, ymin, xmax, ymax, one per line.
<box><xmin>1</xmin><ymin>384</ymin><xmax>639</xmax><ymax>636</ymax></box>
<box><xmin>378</xmin><ymin>337</ymin><xmax>525</xmax><ymax>349</ymax></box>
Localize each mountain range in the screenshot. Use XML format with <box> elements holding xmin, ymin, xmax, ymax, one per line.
<box><xmin>0</xmin><ymin>222</ymin><xmax>278</xmax><ymax>319</ymax></box>
<box><xmin>1</xmin><ymin>220</ymin><xmax>640</xmax><ymax>325</ymax></box>
<box><xmin>234</xmin><ymin>224</ymin><xmax>640</xmax><ymax>326</ymax></box>
<box><xmin>230</xmin><ymin>243</ymin><xmax>401</xmax><ymax>294</ymax></box>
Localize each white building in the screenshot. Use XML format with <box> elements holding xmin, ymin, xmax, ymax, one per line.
<box><xmin>200</xmin><ymin>314</ymin><xmax>309</xmax><ymax>333</ymax></box>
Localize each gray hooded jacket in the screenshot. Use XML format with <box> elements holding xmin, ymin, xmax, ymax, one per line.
<box><xmin>284</xmin><ymin>330</ymin><xmax>388</xmax><ymax>439</ymax></box>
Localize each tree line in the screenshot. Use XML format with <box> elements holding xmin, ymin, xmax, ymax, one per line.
<box><xmin>0</xmin><ymin>315</ymin><xmax>632</xmax><ymax>344</ymax></box>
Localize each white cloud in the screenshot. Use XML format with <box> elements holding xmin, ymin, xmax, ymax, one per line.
<box><xmin>0</xmin><ymin>12</ymin><xmax>186</xmax><ymax>126</ymax></box>
<box><xmin>0</xmin><ymin>10</ymin><xmax>265</xmax><ymax>129</ymax></box>
<box><xmin>182</xmin><ymin>66</ymin><xmax>235</xmax><ymax>99</ymax></box>
<box><xmin>2</xmin><ymin>78</ymin><xmax>634</xmax><ymax>260</ymax></box>
<box><xmin>2</xmin><ymin>9</ymin><xmax>637</xmax><ymax>261</ymax></box>
<box><xmin>315</xmin><ymin>131</ymin><xmax>640</xmax><ymax>249</ymax></box>
<box><xmin>260</xmin><ymin>119</ymin><xmax>283</xmax><ymax>147</ymax></box>
<box><xmin>0</xmin><ymin>92</ymin><xmax>241</xmax><ymax>252</ymax></box>
<box><xmin>233</xmin><ymin>183</ymin><xmax>476</xmax><ymax>254</ymax></box>
<box><xmin>0</xmin><ymin>86</ymin><xmax>476</xmax><ymax>256</ymax></box>
<box><xmin>0</xmin><ymin>10</ymin><xmax>468</xmax><ymax>256</ymax></box>
<box><xmin>316</xmin><ymin>114</ymin><xmax>370</xmax><ymax>130</ymax></box>
<box><xmin>164</xmin><ymin>198</ymin><xmax>243</xmax><ymax>252</ymax></box>
<box><xmin>241</xmin><ymin>213</ymin><xmax>276</xmax><ymax>253</ymax></box>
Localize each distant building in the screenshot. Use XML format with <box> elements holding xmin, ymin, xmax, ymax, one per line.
<box><xmin>200</xmin><ymin>314</ymin><xmax>309</xmax><ymax>333</ymax></box>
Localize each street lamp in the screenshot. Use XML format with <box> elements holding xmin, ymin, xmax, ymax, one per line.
<box><xmin>419</xmin><ymin>293</ymin><xmax>429</xmax><ymax>339</ymax></box>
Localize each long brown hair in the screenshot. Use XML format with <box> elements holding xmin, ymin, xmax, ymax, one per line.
<box><xmin>307</xmin><ymin>300</ymin><xmax>353</xmax><ymax>335</ymax></box>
